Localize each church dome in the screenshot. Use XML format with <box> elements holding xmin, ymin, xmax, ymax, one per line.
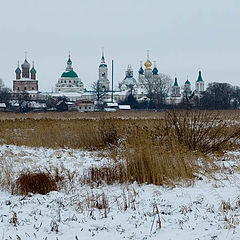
<box><xmin>174</xmin><ymin>77</ymin><xmax>179</xmax><ymax>87</ymax></box>
<box><xmin>144</xmin><ymin>59</ymin><xmax>152</xmax><ymax>70</ymax></box>
<box><xmin>61</xmin><ymin>70</ymin><xmax>78</xmax><ymax>78</ymax></box>
<box><xmin>21</xmin><ymin>59</ymin><xmax>30</xmax><ymax>69</ymax></box>
<box><xmin>30</xmin><ymin>66</ymin><xmax>37</xmax><ymax>74</ymax></box>
<box><xmin>138</xmin><ymin>67</ymin><xmax>144</xmax><ymax>75</ymax></box>
<box><xmin>152</xmin><ymin>67</ymin><xmax>158</xmax><ymax>75</ymax></box>
<box><xmin>196</xmin><ymin>71</ymin><xmax>203</xmax><ymax>82</ymax></box>
<box><xmin>15</xmin><ymin>67</ymin><xmax>21</xmax><ymax>74</ymax></box>
<box><xmin>185</xmin><ymin>80</ymin><xmax>191</xmax><ymax>85</ymax></box>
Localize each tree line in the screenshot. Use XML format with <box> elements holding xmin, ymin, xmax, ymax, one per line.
<box><xmin>122</xmin><ymin>81</ymin><xmax>240</xmax><ymax>110</ymax></box>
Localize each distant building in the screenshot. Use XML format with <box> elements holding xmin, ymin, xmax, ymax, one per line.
<box><xmin>97</xmin><ymin>50</ymin><xmax>110</xmax><ymax>91</ymax></box>
<box><xmin>171</xmin><ymin>77</ymin><xmax>181</xmax><ymax>97</ymax></box>
<box><xmin>183</xmin><ymin>79</ymin><xmax>192</xmax><ymax>98</ymax></box>
<box><xmin>119</xmin><ymin>65</ymin><xmax>137</xmax><ymax>91</ymax></box>
<box><xmin>13</xmin><ymin>57</ymin><xmax>38</xmax><ymax>99</ymax></box>
<box><xmin>75</xmin><ymin>99</ymin><xmax>94</xmax><ymax>112</ymax></box>
<box><xmin>0</xmin><ymin>103</ymin><xmax>6</xmax><ymax>111</ymax></box>
<box><xmin>195</xmin><ymin>71</ymin><xmax>205</xmax><ymax>93</ymax></box>
<box><xmin>56</xmin><ymin>55</ymin><xmax>84</xmax><ymax>93</ymax></box>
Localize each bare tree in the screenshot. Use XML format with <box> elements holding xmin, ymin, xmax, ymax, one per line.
<box><xmin>145</xmin><ymin>73</ymin><xmax>172</xmax><ymax>107</ymax></box>
<box><xmin>91</xmin><ymin>81</ymin><xmax>107</xmax><ymax>102</ymax></box>
<box><xmin>0</xmin><ymin>87</ymin><xmax>11</xmax><ymax>102</ymax></box>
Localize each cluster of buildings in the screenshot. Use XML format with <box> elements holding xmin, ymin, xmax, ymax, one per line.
<box><xmin>0</xmin><ymin>51</ymin><xmax>205</xmax><ymax>111</ymax></box>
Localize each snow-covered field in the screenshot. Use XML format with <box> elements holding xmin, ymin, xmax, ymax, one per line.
<box><xmin>0</xmin><ymin>145</ymin><xmax>240</xmax><ymax>239</ymax></box>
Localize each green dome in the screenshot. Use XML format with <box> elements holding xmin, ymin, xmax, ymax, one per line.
<box><xmin>197</xmin><ymin>71</ymin><xmax>203</xmax><ymax>82</ymax></box>
<box><xmin>174</xmin><ymin>77</ymin><xmax>179</xmax><ymax>87</ymax></box>
<box><xmin>61</xmin><ymin>70</ymin><xmax>78</xmax><ymax>78</ymax></box>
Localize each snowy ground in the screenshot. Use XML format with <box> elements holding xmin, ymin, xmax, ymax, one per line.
<box><xmin>0</xmin><ymin>145</ymin><xmax>240</xmax><ymax>239</ymax></box>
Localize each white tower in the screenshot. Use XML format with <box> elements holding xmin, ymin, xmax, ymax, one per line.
<box><xmin>195</xmin><ymin>71</ymin><xmax>205</xmax><ymax>92</ymax></box>
<box><xmin>183</xmin><ymin>79</ymin><xmax>192</xmax><ymax>97</ymax></box>
<box><xmin>172</xmin><ymin>77</ymin><xmax>181</xmax><ymax>97</ymax></box>
<box><xmin>98</xmin><ymin>49</ymin><xmax>110</xmax><ymax>91</ymax></box>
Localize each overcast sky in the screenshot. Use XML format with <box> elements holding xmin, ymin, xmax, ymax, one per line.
<box><xmin>0</xmin><ymin>0</ymin><xmax>239</xmax><ymax>91</ymax></box>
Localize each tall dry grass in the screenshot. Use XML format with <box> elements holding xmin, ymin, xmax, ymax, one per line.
<box><xmin>81</xmin><ymin>110</ymin><xmax>240</xmax><ymax>186</ymax></box>
<box><xmin>0</xmin><ymin>110</ymin><xmax>240</xmax><ymax>189</ymax></box>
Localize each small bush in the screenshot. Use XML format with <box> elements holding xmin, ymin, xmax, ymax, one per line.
<box><xmin>15</xmin><ymin>171</ymin><xmax>58</xmax><ymax>195</ymax></box>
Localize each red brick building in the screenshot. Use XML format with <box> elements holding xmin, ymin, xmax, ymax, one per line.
<box><xmin>13</xmin><ymin>58</ymin><xmax>38</xmax><ymax>99</ymax></box>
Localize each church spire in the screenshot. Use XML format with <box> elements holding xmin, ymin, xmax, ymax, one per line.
<box><xmin>66</xmin><ymin>53</ymin><xmax>73</xmax><ymax>72</ymax></box>
<box><xmin>101</xmin><ymin>47</ymin><xmax>105</xmax><ymax>63</ymax></box>
<box><xmin>196</xmin><ymin>70</ymin><xmax>203</xmax><ymax>82</ymax></box>
<box><xmin>174</xmin><ymin>77</ymin><xmax>179</xmax><ymax>86</ymax></box>
<box><xmin>99</xmin><ymin>48</ymin><xmax>107</xmax><ymax>67</ymax></box>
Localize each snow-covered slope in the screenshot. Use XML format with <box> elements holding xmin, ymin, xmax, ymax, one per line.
<box><xmin>0</xmin><ymin>145</ymin><xmax>240</xmax><ymax>240</ymax></box>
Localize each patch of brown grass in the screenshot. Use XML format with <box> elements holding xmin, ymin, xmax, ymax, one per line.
<box><xmin>14</xmin><ymin>171</ymin><xmax>59</xmax><ymax>195</ymax></box>
<box><xmin>0</xmin><ymin>110</ymin><xmax>239</xmax><ymax>188</ymax></box>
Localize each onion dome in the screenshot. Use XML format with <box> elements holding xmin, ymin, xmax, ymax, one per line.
<box><xmin>30</xmin><ymin>66</ymin><xmax>37</xmax><ymax>74</ymax></box>
<box><xmin>15</xmin><ymin>66</ymin><xmax>21</xmax><ymax>74</ymax></box>
<box><xmin>152</xmin><ymin>67</ymin><xmax>158</xmax><ymax>75</ymax></box>
<box><xmin>30</xmin><ymin>62</ymin><xmax>37</xmax><ymax>74</ymax></box>
<box><xmin>152</xmin><ymin>61</ymin><xmax>158</xmax><ymax>75</ymax></box>
<box><xmin>138</xmin><ymin>67</ymin><xmax>144</xmax><ymax>75</ymax></box>
<box><xmin>197</xmin><ymin>71</ymin><xmax>203</xmax><ymax>82</ymax></box>
<box><xmin>21</xmin><ymin>59</ymin><xmax>30</xmax><ymax>69</ymax></box>
<box><xmin>138</xmin><ymin>61</ymin><xmax>144</xmax><ymax>75</ymax></box>
<box><xmin>61</xmin><ymin>71</ymin><xmax>78</xmax><ymax>78</ymax></box>
<box><xmin>174</xmin><ymin>77</ymin><xmax>179</xmax><ymax>87</ymax></box>
<box><xmin>185</xmin><ymin>79</ymin><xmax>191</xmax><ymax>85</ymax></box>
<box><xmin>144</xmin><ymin>59</ymin><xmax>152</xmax><ymax>70</ymax></box>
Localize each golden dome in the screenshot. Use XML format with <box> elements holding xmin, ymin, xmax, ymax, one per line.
<box><xmin>144</xmin><ymin>58</ymin><xmax>152</xmax><ymax>70</ymax></box>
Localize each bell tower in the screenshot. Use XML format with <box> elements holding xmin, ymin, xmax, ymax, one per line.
<box><xmin>98</xmin><ymin>48</ymin><xmax>110</xmax><ymax>91</ymax></box>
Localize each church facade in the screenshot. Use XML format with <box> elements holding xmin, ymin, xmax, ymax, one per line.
<box><xmin>55</xmin><ymin>55</ymin><xmax>84</xmax><ymax>93</ymax></box>
<box><xmin>13</xmin><ymin>57</ymin><xmax>38</xmax><ymax>99</ymax></box>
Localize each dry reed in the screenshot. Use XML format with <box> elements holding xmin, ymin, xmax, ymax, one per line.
<box><xmin>0</xmin><ymin>110</ymin><xmax>239</xmax><ymax>188</ymax></box>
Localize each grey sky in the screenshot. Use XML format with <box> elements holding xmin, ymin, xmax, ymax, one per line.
<box><xmin>0</xmin><ymin>0</ymin><xmax>239</xmax><ymax>91</ymax></box>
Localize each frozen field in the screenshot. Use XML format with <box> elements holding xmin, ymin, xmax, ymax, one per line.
<box><xmin>0</xmin><ymin>145</ymin><xmax>240</xmax><ymax>239</ymax></box>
